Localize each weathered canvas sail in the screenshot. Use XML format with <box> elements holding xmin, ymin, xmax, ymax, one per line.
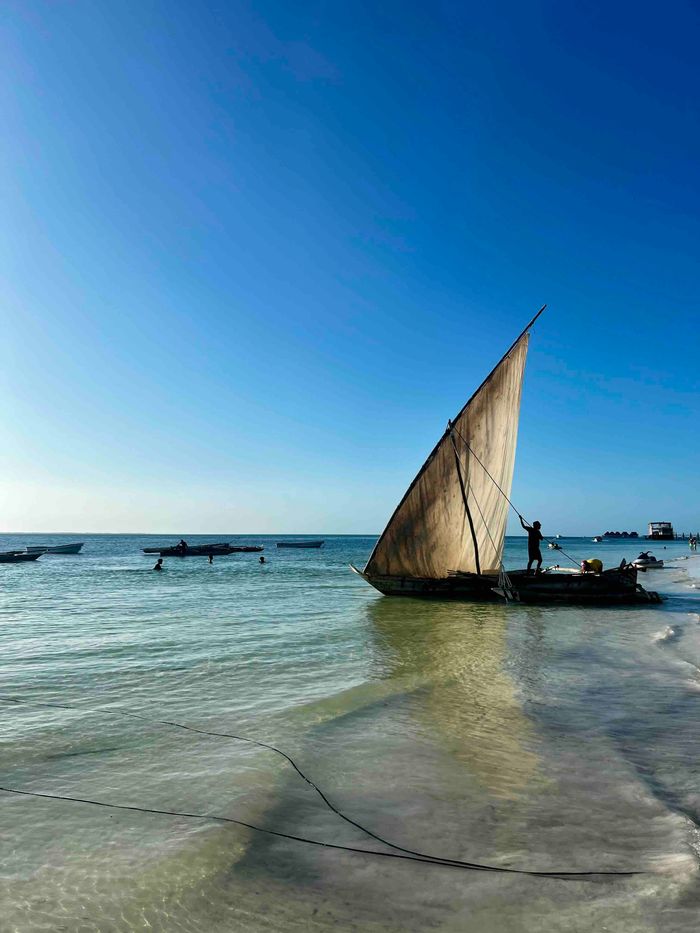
<box><xmin>364</xmin><ymin>333</ymin><xmax>530</xmax><ymax>580</ymax></box>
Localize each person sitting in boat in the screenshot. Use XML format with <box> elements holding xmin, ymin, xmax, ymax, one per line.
<box><xmin>177</xmin><ymin>539</ymin><xmax>188</xmax><ymax>553</ymax></box>
<box><xmin>519</xmin><ymin>515</ymin><xmax>543</xmax><ymax>574</ymax></box>
<box><xmin>637</xmin><ymin>551</ymin><xmax>650</xmax><ymax>561</ymax></box>
<box><xmin>581</xmin><ymin>558</ymin><xmax>603</xmax><ymax>574</ymax></box>
<box><xmin>153</xmin><ymin>558</ymin><xmax>164</xmax><ymax>571</ymax></box>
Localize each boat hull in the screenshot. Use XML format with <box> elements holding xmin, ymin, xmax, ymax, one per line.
<box><xmin>27</xmin><ymin>543</ymin><xmax>84</xmax><ymax>555</ymax></box>
<box><xmin>350</xmin><ymin>565</ymin><xmax>499</xmax><ymax>600</ymax></box>
<box><xmin>47</xmin><ymin>542</ymin><xmax>84</xmax><ymax>554</ymax></box>
<box><xmin>495</xmin><ymin>568</ymin><xmax>661</xmax><ymax>605</ymax></box>
<box><xmin>277</xmin><ymin>541</ymin><xmax>325</xmax><ymax>549</ymax></box>
<box><xmin>141</xmin><ymin>544</ymin><xmax>264</xmax><ymax>556</ymax></box>
<box><xmin>0</xmin><ymin>552</ymin><xmax>41</xmax><ymax>563</ymax></box>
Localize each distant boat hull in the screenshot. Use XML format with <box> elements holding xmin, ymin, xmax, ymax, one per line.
<box><xmin>141</xmin><ymin>543</ymin><xmax>263</xmax><ymax>556</ymax></box>
<box><xmin>277</xmin><ymin>541</ymin><xmax>325</xmax><ymax>549</ymax></box>
<box><xmin>495</xmin><ymin>567</ymin><xmax>661</xmax><ymax>605</ymax></box>
<box><xmin>0</xmin><ymin>551</ymin><xmax>41</xmax><ymax>563</ymax></box>
<box><xmin>26</xmin><ymin>542</ymin><xmax>84</xmax><ymax>555</ymax></box>
<box><xmin>350</xmin><ymin>565</ymin><xmax>499</xmax><ymax>600</ymax></box>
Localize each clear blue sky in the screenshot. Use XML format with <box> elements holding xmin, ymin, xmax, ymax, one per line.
<box><xmin>2</xmin><ymin>1</ymin><xmax>699</xmax><ymax>534</ymax></box>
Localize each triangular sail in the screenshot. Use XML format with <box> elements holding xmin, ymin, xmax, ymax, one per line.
<box><xmin>364</xmin><ymin>332</ymin><xmax>530</xmax><ymax>579</ymax></box>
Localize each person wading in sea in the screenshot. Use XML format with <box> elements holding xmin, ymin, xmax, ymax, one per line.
<box><xmin>519</xmin><ymin>515</ymin><xmax>543</xmax><ymax>574</ymax></box>
<box><xmin>153</xmin><ymin>558</ymin><xmax>164</xmax><ymax>571</ymax></box>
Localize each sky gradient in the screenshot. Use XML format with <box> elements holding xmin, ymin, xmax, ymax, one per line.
<box><xmin>3</xmin><ymin>1</ymin><xmax>699</xmax><ymax>534</ymax></box>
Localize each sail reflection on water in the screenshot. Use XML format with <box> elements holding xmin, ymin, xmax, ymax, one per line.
<box><xmin>365</xmin><ymin>597</ymin><xmax>540</xmax><ymax>800</ymax></box>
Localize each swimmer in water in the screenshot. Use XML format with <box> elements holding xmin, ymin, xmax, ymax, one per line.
<box><xmin>153</xmin><ymin>558</ymin><xmax>163</xmax><ymax>571</ymax></box>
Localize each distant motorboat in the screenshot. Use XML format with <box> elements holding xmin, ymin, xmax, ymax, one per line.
<box><xmin>0</xmin><ymin>551</ymin><xmax>41</xmax><ymax>563</ymax></box>
<box><xmin>26</xmin><ymin>542</ymin><xmax>84</xmax><ymax>555</ymax></box>
<box><xmin>592</xmin><ymin>536</ymin><xmax>603</xmax><ymax>543</ymax></box>
<box><xmin>276</xmin><ymin>540</ymin><xmax>325</xmax><ymax>549</ymax></box>
<box><xmin>547</xmin><ymin>542</ymin><xmax>562</xmax><ymax>550</ymax></box>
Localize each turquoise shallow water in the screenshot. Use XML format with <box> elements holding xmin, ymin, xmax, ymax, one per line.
<box><xmin>2</xmin><ymin>533</ymin><xmax>700</xmax><ymax>931</ymax></box>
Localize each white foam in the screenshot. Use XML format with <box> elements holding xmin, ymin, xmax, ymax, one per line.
<box><xmin>653</xmin><ymin>626</ymin><xmax>679</xmax><ymax>644</ymax></box>
<box><xmin>646</xmin><ymin>850</ymin><xmax>699</xmax><ymax>877</ymax></box>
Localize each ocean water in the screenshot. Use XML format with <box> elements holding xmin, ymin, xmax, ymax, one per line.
<box><xmin>2</xmin><ymin>533</ymin><xmax>700</xmax><ymax>932</ymax></box>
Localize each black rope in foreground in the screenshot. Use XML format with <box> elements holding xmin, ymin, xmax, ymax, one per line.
<box><xmin>0</xmin><ymin>696</ymin><xmax>643</xmax><ymax>879</ymax></box>
<box><xmin>0</xmin><ymin>785</ymin><xmax>637</xmax><ymax>880</ymax></box>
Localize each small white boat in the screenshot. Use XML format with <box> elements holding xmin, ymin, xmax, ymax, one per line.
<box><xmin>632</xmin><ymin>552</ymin><xmax>664</xmax><ymax>570</ymax></box>
<box><xmin>592</xmin><ymin>536</ymin><xmax>603</xmax><ymax>543</ymax></box>
<box><xmin>26</xmin><ymin>542</ymin><xmax>84</xmax><ymax>555</ymax></box>
<box><xmin>547</xmin><ymin>542</ymin><xmax>562</xmax><ymax>550</ymax></box>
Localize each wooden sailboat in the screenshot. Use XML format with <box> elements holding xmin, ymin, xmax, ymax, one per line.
<box><xmin>351</xmin><ymin>310</ymin><xmax>539</xmax><ymax>599</ymax></box>
<box><xmin>352</xmin><ymin>307</ymin><xmax>660</xmax><ymax>606</ymax></box>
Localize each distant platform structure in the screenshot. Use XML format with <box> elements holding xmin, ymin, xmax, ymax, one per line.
<box><xmin>647</xmin><ymin>522</ymin><xmax>675</xmax><ymax>540</ymax></box>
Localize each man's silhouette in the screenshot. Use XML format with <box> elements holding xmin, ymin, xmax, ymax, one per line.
<box><xmin>519</xmin><ymin>515</ymin><xmax>543</xmax><ymax>574</ymax></box>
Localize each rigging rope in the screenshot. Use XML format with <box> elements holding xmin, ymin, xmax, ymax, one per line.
<box><xmin>0</xmin><ymin>695</ymin><xmax>641</xmax><ymax>879</ymax></box>
<box><xmin>448</xmin><ymin>424</ymin><xmax>481</xmax><ymax>575</ymax></box>
<box><xmin>451</xmin><ymin>439</ymin><xmax>505</xmax><ymax>569</ymax></box>
<box><xmin>450</xmin><ymin>436</ymin><xmax>515</xmax><ymax>596</ymax></box>
<box><xmin>449</xmin><ymin>424</ymin><xmax>581</xmax><ymax>569</ymax></box>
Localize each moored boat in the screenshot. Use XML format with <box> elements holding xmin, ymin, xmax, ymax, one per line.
<box><xmin>142</xmin><ymin>543</ymin><xmax>264</xmax><ymax>556</ymax></box>
<box><xmin>276</xmin><ymin>540</ymin><xmax>325</xmax><ymax>549</ymax></box>
<box><xmin>352</xmin><ymin>309</ymin><xmax>541</xmax><ymax>600</ymax></box>
<box><xmin>0</xmin><ymin>551</ymin><xmax>41</xmax><ymax>563</ymax></box>
<box><xmin>351</xmin><ymin>305</ymin><xmax>660</xmax><ymax>607</ymax></box>
<box><xmin>26</xmin><ymin>542</ymin><xmax>84</xmax><ymax>555</ymax></box>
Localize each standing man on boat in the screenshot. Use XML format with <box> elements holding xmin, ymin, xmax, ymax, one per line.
<box><xmin>519</xmin><ymin>515</ymin><xmax>543</xmax><ymax>574</ymax></box>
